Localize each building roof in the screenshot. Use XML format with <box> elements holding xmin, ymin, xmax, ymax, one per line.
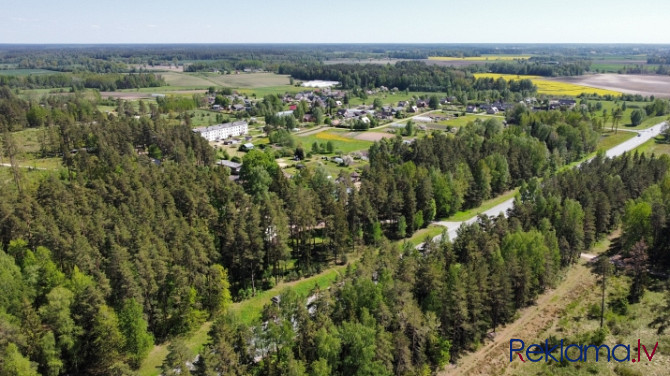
<box><xmin>217</xmin><ymin>160</ymin><xmax>242</xmax><ymax>169</ymax></box>
<box><xmin>192</xmin><ymin>121</ymin><xmax>248</xmax><ymax>134</ymax></box>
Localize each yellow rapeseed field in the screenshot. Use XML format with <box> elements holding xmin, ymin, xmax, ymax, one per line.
<box><xmin>315</xmin><ymin>131</ymin><xmax>352</xmax><ymax>143</ymax></box>
<box><xmin>473</xmin><ymin>73</ymin><xmax>622</xmax><ymax>97</ymax></box>
<box><xmin>428</xmin><ymin>55</ymin><xmax>531</xmax><ymax>61</ymax></box>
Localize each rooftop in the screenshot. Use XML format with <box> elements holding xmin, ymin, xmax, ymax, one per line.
<box><xmin>192</xmin><ymin>121</ymin><xmax>248</xmax><ymax>133</ymax></box>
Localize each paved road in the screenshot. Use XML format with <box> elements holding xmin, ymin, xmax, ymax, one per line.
<box><xmin>417</xmin><ymin>122</ymin><xmax>666</xmax><ymax>249</ymax></box>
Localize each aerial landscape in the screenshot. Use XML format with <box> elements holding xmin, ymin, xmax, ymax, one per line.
<box><xmin>1</xmin><ymin>1</ymin><xmax>670</xmax><ymax>376</ymax></box>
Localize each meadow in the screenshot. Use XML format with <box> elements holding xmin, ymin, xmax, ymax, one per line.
<box><xmin>473</xmin><ymin>73</ymin><xmax>622</xmax><ymax>97</ymax></box>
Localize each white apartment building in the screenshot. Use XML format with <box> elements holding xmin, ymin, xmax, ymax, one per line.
<box><xmin>193</xmin><ymin>121</ymin><xmax>249</xmax><ymax>141</ymax></box>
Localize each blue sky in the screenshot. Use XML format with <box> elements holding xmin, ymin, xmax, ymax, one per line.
<box><xmin>1</xmin><ymin>0</ymin><xmax>670</xmax><ymax>44</ymax></box>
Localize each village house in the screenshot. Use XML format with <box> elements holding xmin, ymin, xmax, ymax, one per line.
<box><xmin>217</xmin><ymin>160</ymin><xmax>242</xmax><ymax>174</ymax></box>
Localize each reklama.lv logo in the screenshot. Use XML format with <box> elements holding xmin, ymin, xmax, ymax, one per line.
<box><xmin>510</xmin><ymin>339</ymin><xmax>658</xmax><ymax>363</ymax></box>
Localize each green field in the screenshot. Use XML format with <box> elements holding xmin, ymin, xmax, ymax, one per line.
<box><xmin>590</xmin><ymin>63</ymin><xmax>656</xmax><ymax>74</ymax></box>
<box><xmin>0</xmin><ymin>68</ymin><xmax>61</xmax><ymax>76</ymax></box>
<box><xmin>588</xmin><ymin>100</ymin><xmax>665</xmax><ymax>130</ymax></box>
<box><xmin>295</xmin><ymin>129</ymin><xmax>373</xmax><ymax>154</ymax></box>
<box><xmin>435</xmin><ymin>113</ymin><xmax>505</xmax><ymax>128</ymax></box>
<box><xmin>158</xmin><ymin>71</ymin><xmax>294</xmax><ymax>90</ymax></box>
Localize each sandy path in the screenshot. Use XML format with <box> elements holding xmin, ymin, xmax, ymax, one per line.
<box><xmin>440</xmin><ymin>261</ymin><xmax>595</xmax><ymax>376</ymax></box>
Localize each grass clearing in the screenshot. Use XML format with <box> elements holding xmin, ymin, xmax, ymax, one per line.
<box><xmin>436</xmin><ymin>113</ymin><xmax>504</xmax><ymax>128</ymax></box>
<box><xmin>296</xmin><ymin>129</ymin><xmax>373</xmax><ymax>154</ymax></box>
<box><xmin>347</xmin><ymin>91</ymin><xmax>440</xmax><ymax>107</ymax></box>
<box><xmin>473</xmin><ymin>73</ymin><xmax>622</xmax><ymax>97</ymax></box>
<box><xmin>139</xmin><ymin>264</ymin><xmax>346</xmax><ymax>376</ymax></box>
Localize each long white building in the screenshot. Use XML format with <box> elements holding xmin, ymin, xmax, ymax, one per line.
<box><xmin>193</xmin><ymin>121</ymin><xmax>248</xmax><ymax>141</ymax></box>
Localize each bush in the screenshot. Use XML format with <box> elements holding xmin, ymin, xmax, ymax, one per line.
<box><xmin>587</xmin><ymin>303</ymin><xmax>601</xmax><ymax>319</ymax></box>
<box><xmin>609</xmin><ymin>296</ymin><xmax>629</xmax><ymax>316</ymax></box>
<box><xmin>614</xmin><ymin>365</ymin><xmax>643</xmax><ymax>376</ymax></box>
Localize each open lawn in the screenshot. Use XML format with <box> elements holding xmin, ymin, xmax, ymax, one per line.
<box><xmin>296</xmin><ymin>129</ymin><xmax>373</xmax><ymax>154</ymax></box>
<box><xmin>596</xmin><ymin>130</ymin><xmax>636</xmax><ymax>151</ymax></box>
<box><xmin>473</xmin><ymin>73</ymin><xmax>622</xmax><ymax>97</ymax></box>
<box><xmin>587</xmin><ymin>99</ymin><xmax>665</xmax><ymax>130</ymax></box>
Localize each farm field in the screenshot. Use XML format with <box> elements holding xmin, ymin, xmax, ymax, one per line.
<box><xmin>473</xmin><ymin>73</ymin><xmax>622</xmax><ymax>96</ymax></box>
<box><xmin>428</xmin><ymin>55</ymin><xmax>530</xmax><ymax>61</ymax></box>
<box><xmin>0</xmin><ymin>68</ymin><xmax>61</xmax><ymax>76</ymax></box>
<box><xmin>160</xmin><ymin>71</ymin><xmax>292</xmax><ymax>88</ymax></box>
<box><xmin>551</xmin><ymin>74</ymin><xmax>670</xmax><ymax>98</ymax></box>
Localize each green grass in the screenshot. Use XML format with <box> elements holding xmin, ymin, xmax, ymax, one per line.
<box><xmin>590</xmin><ymin>63</ymin><xmax>655</xmax><ymax>73</ymax></box>
<box><xmin>296</xmin><ymin>129</ymin><xmax>373</xmax><ymax>154</ymax></box>
<box><xmin>596</xmin><ymin>130</ymin><xmax>636</xmax><ymax>151</ymax></box>
<box><xmin>588</xmin><ymin>100</ymin><xmax>664</xmax><ymax>130</ymax></box>
<box><xmin>139</xmin><ymin>322</ymin><xmax>212</xmax><ymax>376</ymax></box>
<box><xmin>635</xmin><ymin>136</ymin><xmax>670</xmax><ymax>156</ymax></box>
<box><xmin>229</xmin><ymin>267</ymin><xmax>344</xmax><ymax>326</ymax></box>
<box><xmin>158</xmin><ymin>72</ymin><xmax>293</xmax><ymax>89</ymax></box>
<box><xmin>632</xmin><ymin>115</ymin><xmax>667</xmax><ymax>130</ymax></box>
<box><xmin>436</xmin><ymin>113</ymin><xmax>504</xmax><ymax>128</ymax></box>
<box><xmin>405</xmin><ymin>225</ymin><xmax>446</xmax><ymax>246</ymax></box>
<box><xmin>441</xmin><ymin>188</ymin><xmax>519</xmax><ymax>222</ymax></box>
<box><xmin>347</xmin><ymin>91</ymin><xmax>440</xmax><ymax>107</ymax></box>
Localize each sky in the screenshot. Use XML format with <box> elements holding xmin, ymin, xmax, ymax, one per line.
<box><xmin>1</xmin><ymin>0</ymin><xmax>670</xmax><ymax>44</ymax></box>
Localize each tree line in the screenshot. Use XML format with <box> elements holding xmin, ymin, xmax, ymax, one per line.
<box><xmin>0</xmin><ymin>72</ymin><xmax>166</xmax><ymax>91</ymax></box>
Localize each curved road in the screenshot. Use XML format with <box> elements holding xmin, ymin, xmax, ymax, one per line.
<box><xmin>417</xmin><ymin>122</ymin><xmax>666</xmax><ymax>249</ymax></box>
